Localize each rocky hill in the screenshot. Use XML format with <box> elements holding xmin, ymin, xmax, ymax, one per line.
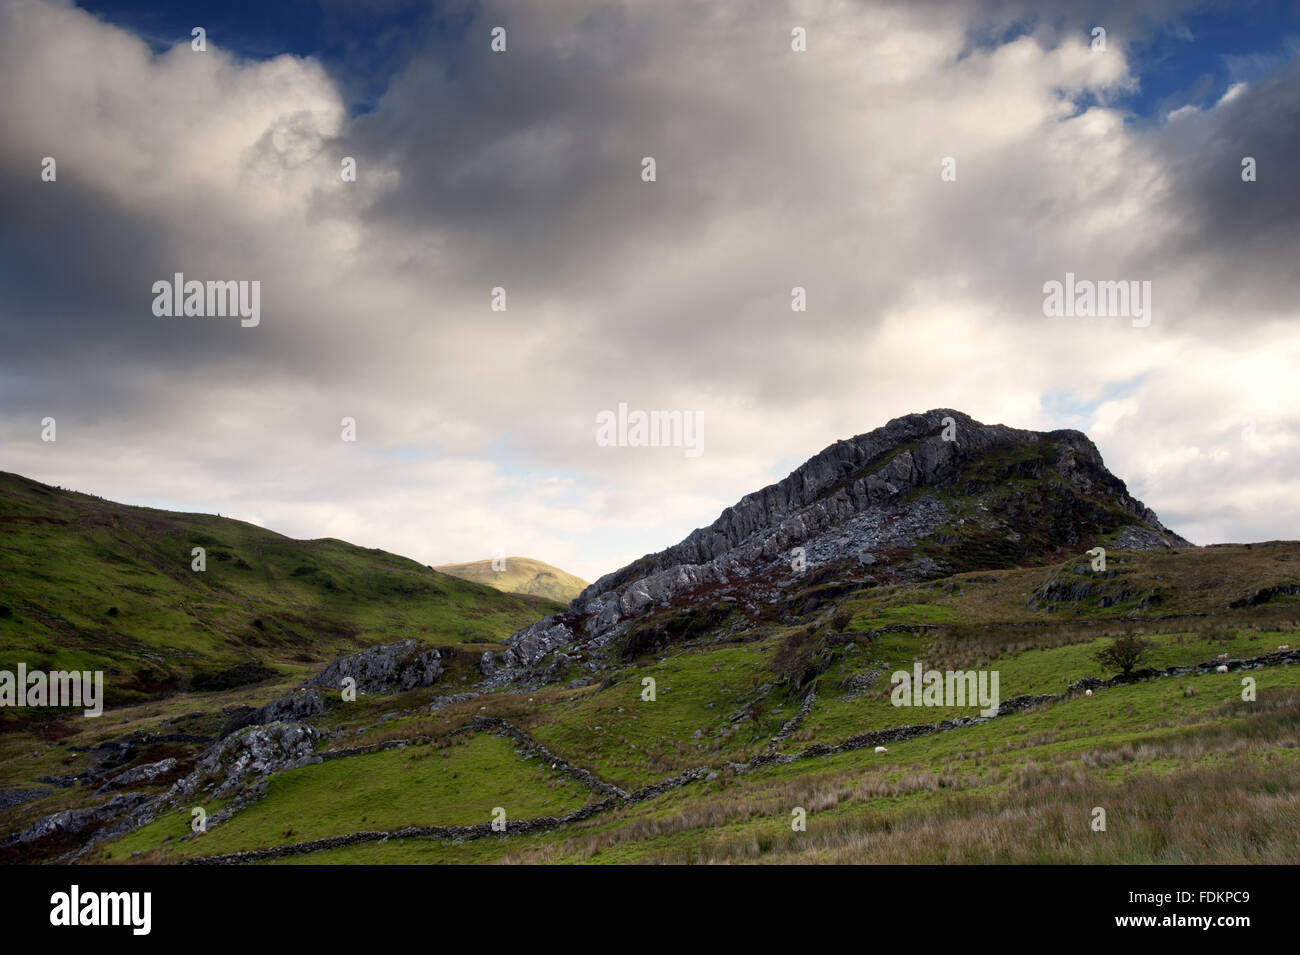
<box><xmin>487</xmin><ymin>410</ymin><xmax>1188</xmax><ymax>679</ymax></box>
<box><xmin>5</xmin><ymin>413</ymin><xmax>1299</xmax><ymax>867</ymax></box>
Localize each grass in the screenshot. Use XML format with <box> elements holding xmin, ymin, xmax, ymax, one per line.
<box><xmin>0</xmin><ymin>471</ymin><xmax>560</xmax><ymax>715</ymax></box>
<box><xmin>526</xmin><ymin>645</ymin><xmax>783</xmax><ymax>789</ymax></box>
<box><xmin>98</xmin><ymin>731</ymin><xmax>597</xmax><ymax>862</ymax></box>
<box><xmin>434</xmin><ymin>557</ymin><xmax>588</xmax><ymax>604</ymax></box>
<box><xmin>7</xmin><ymin>505</ymin><xmax>1299</xmax><ymax>866</ymax></box>
<box><xmin>852</xmin><ymin>601</ymin><xmax>957</xmax><ymax>628</ymax></box>
<box><xmin>253</xmin><ymin>669</ymin><xmax>1300</xmax><ymax>865</ymax></box>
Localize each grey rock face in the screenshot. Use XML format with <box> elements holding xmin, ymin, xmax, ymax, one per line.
<box><xmin>578</xmin><ymin>410</ymin><xmax>1181</xmax><ymax>606</ymax></box>
<box><xmin>306</xmin><ymin>640</ymin><xmax>442</xmax><ymax>695</ymax></box>
<box><xmin>219</xmin><ymin>686</ymin><xmax>326</xmax><ymax>738</ymax></box>
<box><xmin>2</xmin><ymin>792</ymin><xmax>151</xmax><ymax>845</ymax></box>
<box><xmin>486</xmin><ymin>409</ymin><xmax>1189</xmax><ymax>681</ymax></box>
<box><xmin>95</xmin><ymin>757</ymin><xmax>179</xmax><ymax>794</ymax></box>
<box><xmin>0</xmin><ymin>788</ymin><xmax>51</xmax><ymax>811</ymax></box>
<box><xmin>1111</xmin><ymin>525</ymin><xmax>1181</xmax><ymax>550</ymax></box>
<box><xmin>488</xmin><ymin>619</ymin><xmax>576</xmax><ymax>670</ymax></box>
<box><xmin>64</xmin><ymin>720</ymin><xmax>325</xmax><ymax>860</ymax></box>
<box><xmin>177</xmin><ymin>720</ymin><xmax>322</xmax><ymax>801</ymax></box>
<box><xmin>258</xmin><ymin>686</ymin><xmax>325</xmax><ymax>722</ymax></box>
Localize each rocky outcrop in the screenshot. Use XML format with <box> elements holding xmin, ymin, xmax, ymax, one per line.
<box><xmin>157</xmin><ymin>720</ymin><xmax>323</xmax><ymax>807</ymax></box>
<box><xmin>219</xmin><ymin>686</ymin><xmax>326</xmax><ymax>738</ymax></box>
<box><xmin>1229</xmin><ymin>583</ymin><xmax>1300</xmax><ymax>609</ymax></box>
<box><xmin>486</xmin><ymin>410</ymin><xmax>1189</xmax><ymax>681</ymax></box>
<box><xmin>483</xmin><ymin>621</ymin><xmax>575</xmax><ymax>673</ymax></box>
<box><xmin>94</xmin><ymin>757</ymin><xmax>179</xmax><ymax>794</ymax></box>
<box><xmin>0</xmin><ymin>788</ymin><xmax>50</xmax><ymax>811</ymax></box>
<box><xmin>2</xmin><ymin>792</ymin><xmax>151</xmax><ymax>846</ymax></box>
<box><xmin>63</xmin><ymin>719</ymin><xmax>324</xmax><ymax>862</ymax></box>
<box><xmin>306</xmin><ymin>640</ymin><xmax>443</xmax><ymax>695</ymax></box>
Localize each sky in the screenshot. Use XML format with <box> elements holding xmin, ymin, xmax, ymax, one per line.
<box><xmin>1</xmin><ymin>0</ymin><xmax>1298</xmax><ymax>583</ymax></box>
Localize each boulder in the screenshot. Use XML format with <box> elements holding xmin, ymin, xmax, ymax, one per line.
<box><xmin>306</xmin><ymin>640</ymin><xmax>442</xmax><ymax>695</ymax></box>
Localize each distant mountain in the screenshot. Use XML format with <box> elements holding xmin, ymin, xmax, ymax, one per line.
<box><xmin>489</xmin><ymin>409</ymin><xmax>1190</xmax><ymax>676</ymax></box>
<box><xmin>0</xmin><ymin>472</ymin><xmax>562</xmax><ymax>713</ymax></box>
<box><xmin>435</xmin><ymin>557</ymin><xmax>588</xmax><ymax>604</ymax></box>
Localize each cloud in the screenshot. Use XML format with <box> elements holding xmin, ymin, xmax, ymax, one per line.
<box><xmin>1</xmin><ymin>0</ymin><xmax>1297</xmax><ymax>580</ymax></box>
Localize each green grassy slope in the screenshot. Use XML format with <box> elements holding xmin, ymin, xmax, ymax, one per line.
<box><xmin>0</xmin><ymin>472</ymin><xmax>561</xmax><ymax>714</ymax></box>
<box><xmin>100</xmin><ymin>733</ymin><xmax>597</xmax><ymax>862</ymax></box>
<box><xmin>271</xmin><ymin>674</ymin><xmax>1300</xmax><ymax>865</ymax></box>
<box><xmin>54</xmin><ymin>541</ymin><xmax>1298</xmax><ymax>866</ymax></box>
<box><xmin>434</xmin><ymin>557</ymin><xmax>588</xmax><ymax>604</ymax></box>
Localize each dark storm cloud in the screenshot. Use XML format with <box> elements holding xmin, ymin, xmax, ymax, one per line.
<box><xmin>1149</xmin><ymin>56</ymin><xmax>1300</xmax><ymax>318</ymax></box>
<box><xmin>0</xmin><ymin>0</ymin><xmax>1297</xmax><ymax>577</ymax></box>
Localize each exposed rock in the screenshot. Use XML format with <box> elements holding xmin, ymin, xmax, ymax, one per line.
<box><xmin>219</xmin><ymin>686</ymin><xmax>326</xmax><ymax>738</ymax></box>
<box><xmin>1229</xmin><ymin>583</ymin><xmax>1300</xmax><ymax>609</ymax></box>
<box><xmin>488</xmin><ymin>410</ymin><xmax>1188</xmax><ymax>683</ymax></box>
<box><xmin>62</xmin><ymin>720</ymin><xmax>324</xmax><ymax>862</ymax></box>
<box><xmin>176</xmin><ymin>720</ymin><xmax>322</xmax><ymax>801</ymax></box>
<box><xmin>840</xmin><ymin>670</ymin><xmax>881</xmax><ymax>696</ymax></box>
<box><xmin>95</xmin><ymin>757</ymin><xmax>179</xmax><ymax>794</ymax></box>
<box><xmin>0</xmin><ymin>788</ymin><xmax>51</xmax><ymax>811</ymax></box>
<box><xmin>2</xmin><ymin>792</ymin><xmax>151</xmax><ymax>846</ymax></box>
<box><xmin>306</xmin><ymin>640</ymin><xmax>442</xmax><ymax>695</ymax></box>
<box><xmin>1112</xmin><ymin>525</ymin><xmax>1180</xmax><ymax>550</ymax></box>
<box><xmin>488</xmin><ymin>619</ymin><xmax>575</xmax><ymax>671</ymax></box>
<box><xmin>428</xmin><ymin>692</ymin><xmax>481</xmax><ymax>712</ymax></box>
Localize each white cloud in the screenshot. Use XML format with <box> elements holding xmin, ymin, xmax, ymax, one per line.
<box><xmin>1</xmin><ymin>0</ymin><xmax>1297</xmax><ymax>581</ymax></box>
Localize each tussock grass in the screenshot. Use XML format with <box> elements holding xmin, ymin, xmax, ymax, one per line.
<box><xmin>488</xmin><ymin>689</ymin><xmax>1300</xmax><ymax>864</ymax></box>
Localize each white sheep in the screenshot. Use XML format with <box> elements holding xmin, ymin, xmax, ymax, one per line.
<box><xmin>1279</xmin><ymin>645</ymin><xmax>1290</xmax><ymax>651</ymax></box>
<box><xmin>1085</xmin><ymin>689</ymin><xmax>1093</xmax><ymax>697</ymax></box>
<box><xmin>874</xmin><ymin>745</ymin><xmax>888</xmax><ymax>754</ymax></box>
<box><xmin>1216</xmin><ymin>664</ymin><xmax>1229</xmax><ymax>673</ymax></box>
<box><xmin>1217</xmin><ymin>653</ymin><xmax>1228</xmax><ymax>660</ymax></box>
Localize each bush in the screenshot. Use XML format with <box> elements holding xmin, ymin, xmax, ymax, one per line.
<box><xmin>1094</xmin><ymin>634</ymin><xmax>1155</xmax><ymax>678</ymax></box>
<box><xmin>190</xmin><ymin>661</ymin><xmax>278</xmax><ymax>691</ymax></box>
<box><xmin>772</xmin><ymin>628</ymin><xmax>820</xmax><ymax>684</ymax></box>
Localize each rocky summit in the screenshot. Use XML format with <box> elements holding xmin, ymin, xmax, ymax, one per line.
<box><xmin>486</xmin><ymin>410</ymin><xmax>1188</xmax><ymax>681</ymax></box>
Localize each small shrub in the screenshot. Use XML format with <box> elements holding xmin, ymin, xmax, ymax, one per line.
<box><xmin>190</xmin><ymin>661</ymin><xmax>278</xmax><ymax>691</ymax></box>
<box><xmin>771</xmin><ymin>628</ymin><xmax>820</xmax><ymax>684</ymax></box>
<box><xmin>1094</xmin><ymin>634</ymin><xmax>1155</xmax><ymax>678</ymax></box>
